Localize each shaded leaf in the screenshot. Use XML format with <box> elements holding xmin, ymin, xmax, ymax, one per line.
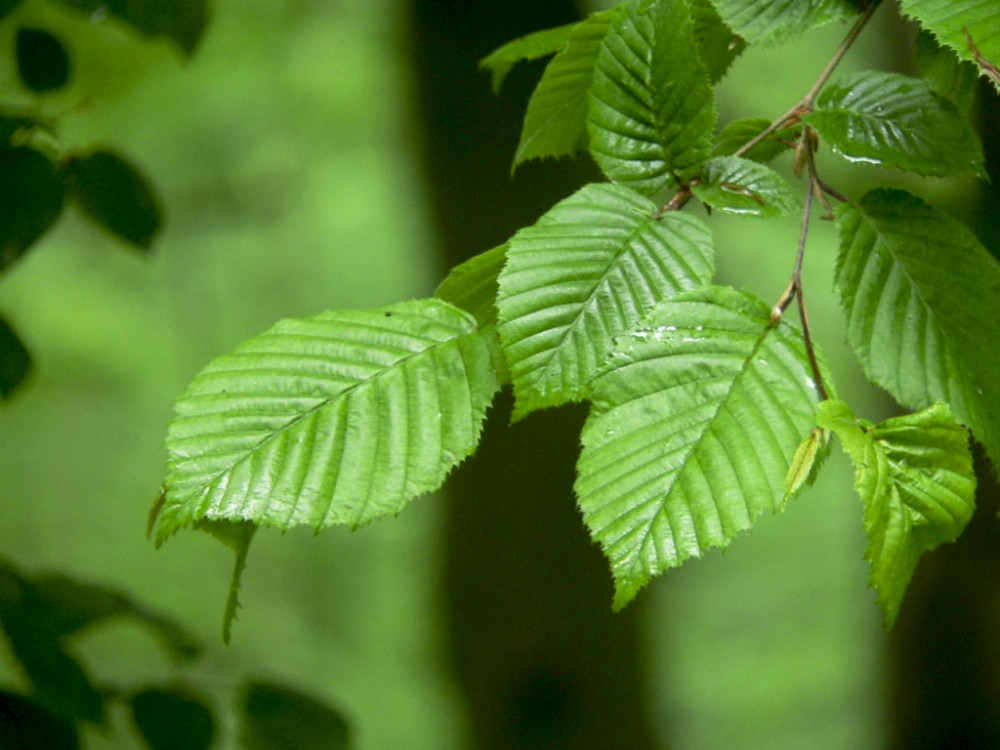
<box><xmin>193</xmin><ymin>519</ymin><xmax>255</xmax><ymax>644</ymax></box>
<box><xmin>497</xmin><ymin>183</ymin><xmax>714</xmax><ymax>420</ymax></box>
<box><xmin>818</xmin><ymin>400</ymin><xmax>975</xmax><ymax>625</ymax></box>
<box><xmin>130</xmin><ymin>688</ymin><xmax>215</xmax><ymax>750</ymax></box>
<box><xmin>587</xmin><ymin>0</ymin><xmax>716</xmax><ymax>195</ymax></box>
<box><xmin>916</xmin><ymin>29</ymin><xmax>979</xmax><ymax>114</ymax></box>
<box><xmin>708</xmin><ymin>0</ymin><xmax>855</xmax><ymax>46</ymax></box>
<box><xmin>514</xmin><ymin>8</ymin><xmax>619</xmax><ymax>167</ymax></box>
<box><xmin>804</xmin><ymin>71</ymin><xmax>986</xmax><ymax>178</ymax></box>
<box><xmin>480</xmin><ymin>22</ymin><xmax>576</xmax><ymax>93</ymax></box>
<box><xmin>834</xmin><ymin>188</ymin><xmax>1000</xmax><ymax>469</ymax></box>
<box><xmin>690</xmin><ymin>0</ymin><xmax>745</xmax><ymax>83</ymax></box>
<box><xmin>0</xmin><ymin>0</ymin><xmax>24</xmax><ymax>20</ymax></box>
<box><xmin>55</xmin><ymin>0</ymin><xmax>209</xmax><ymax>55</ymax></box>
<box><xmin>0</xmin><ymin>147</ymin><xmax>65</xmax><ymax>273</ymax></box>
<box><xmin>710</xmin><ymin>117</ymin><xmax>800</xmax><ymax>163</ymax></box>
<box><xmin>16</xmin><ymin>28</ymin><xmax>70</xmax><ymax>92</ymax></box>
<box><xmin>0</xmin><ymin>690</ymin><xmax>79</xmax><ymax>750</ymax></box>
<box><xmin>155</xmin><ymin>299</ymin><xmax>500</xmax><ymax>543</ymax></box>
<box><xmin>0</xmin><ymin>315</ymin><xmax>31</xmax><ymax>399</ymax></box>
<box><xmin>691</xmin><ymin>155</ymin><xmax>799</xmax><ymax>217</ymax></box>
<box><xmin>66</xmin><ymin>150</ymin><xmax>162</xmax><ymax>249</ymax></box>
<box><xmin>575</xmin><ymin>286</ymin><xmax>826</xmax><ymax>609</ymax></box>
<box><xmin>899</xmin><ymin>0</ymin><xmax>1000</xmax><ymax>90</ymax></box>
<box><xmin>240</xmin><ymin>682</ymin><xmax>349</xmax><ymax>750</ymax></box>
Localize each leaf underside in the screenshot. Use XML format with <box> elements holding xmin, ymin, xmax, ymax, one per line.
<box><xmin>576</xmin><ymin>286</ymin><xmax>825</xmax><ymax>609</ymax></box>
<box><xmin>155</xmin><ymin>299</ymin><xmax>500</xmax><ymax>543</ymax></box>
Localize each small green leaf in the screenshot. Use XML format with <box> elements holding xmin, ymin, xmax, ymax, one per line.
<box><xmin>434</xmin><ymin>244</ymin><xmax>506</xmax><ymax>328</ymax></box>
<box><xmin>899</xmin><ymin>0</ymin><xmax>1000</xmax><ymax>90</ymax></box>
<box><xmin>16</xmin><ymin>28</ymin><xmax>70</xmax><ymax>92</ymax></box>
<box><xmin>587</xmin><ymin>0</ymin><xmax>716</xmax><ymax>195</ymax></box>
<box><xmin>155</xmin><ymin>299</ymin><xmax>500</xmax><ymax>543</ymax></box>
<box><xmin>835</xmin><ymin>189</ymin><xmax>1000</xmax><ymax>470</ymax></box>
<box><xmin>513</xmin><ymin>8</ymin><xmax>619</xmax><ymax>168</ymax></box>
<box><xmin>497</xmin><ymin>183</ymin><xmax>714</xmax><ymax>420</ymax></box>
<box><xmin>691</xmin><ymin>155</ymin><xmax>799</xmax><ymax>217</ymax></box>
<box><xmin>576</xmin><ymin>286</ymin><xmax>827</xmax><ymax>609</ymax></box>
<box><xmin>0</xmin><ymin>314</ymin><xmax>32</xmax><ymax>399</ymax></box>
<box><xmin>480</xmin><ymin>22</ymin><xmax>576</xmax><ymax>93</ymax></box>
<box><xmin>0</xmin><ymin>147</ymin><xmax>65</xmax><ymax>273</ymax></box>
<box><xmin>130</xmin><ymin>688</ymin><xmax>215</xmax><ymax>750</ymax></box>
<box><xmin>55</xmin><ymin>0</ymin><xmax>209</xmax><ymax>55</ymax></box>
<box><xmin>784</xmin><ymin>428</ymin><xmax>825</xmax><ymax>503</ymax></box>
<box><xmin>818</xmin><ymin>400</ymin><xmax>976</xmax><ymax>625</ymax></box>
<box><xmin>710</xmin><ymin>118</ymin><xmax>800</xmax><ymax>163</ymax></box>
<box><xmin>708</xmin><ymin>0</ymin><xmax>855</xmax><ymax>46</ymax></box>
<box><xmin>0</xmin><ymin>690</ymin><xmax>79</xmax><ymax>750</ymax></box>
<box><xmin>916</xmin><ymin>29</ymin><xmax>979</xmax><ymax>114</ymax></box>
<box><xmin>804</xmin><ymin>71</ymin><xmax>986</xmax><ymax>178</ymax></box>
<box><xmin>240</xmin><ymin>682</ymin><xmax>349</xmax><ymax>750</ymax></box>
<box><xmin>66</xmin><ymin>150</ymin><xmax>162</xmax><ymax>249</ymax></box>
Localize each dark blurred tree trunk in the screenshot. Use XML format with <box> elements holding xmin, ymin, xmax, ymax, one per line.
<box><xmin>403</xmin><ymin>2</ymin><xmax>659</xmax><ymax>749</ymax></box>
<box><xmin>886</xmin><ymin>81</ymin><xmax>1000</xmax><ymax>750</ymax></box>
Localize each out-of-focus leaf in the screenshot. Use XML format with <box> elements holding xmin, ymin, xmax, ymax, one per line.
<box><xmin>240</xmin><ymin>682</ymin><xmax>349</xmax><ymax>750</ymax></box>
<box><xmin>0</xmin><ymin>146</ymin><xmax>65</xmax><ymax>273</ymax></box>
<box><xmin>0</xmin><ymin>315</ymin><xmax>31</xmax><ymax>399</ymax></box>
<box><xmin>54</xmin><ymin>0</ymin><xmax>209</xmax><ymax>55</ymax></box>
<box><xmin>16</xmin><ymin>28</ymin><xmax>70</xmax><ymax>92</ymax></box>
<box><xmin>66</xmin><ymin>150</ymin><xmax>162</xmax><ymax>250</ymax></box>
<box><xmin>0</xmin><ymin>690</ymin><xmax>79</xmax><ymax>750</ymax></box>
<box><xmin>130</xmin><ymin>688</ymin><xmax>215</xmax><ymax>750</ymax></box>
<box><xmin>691</xmin><ymin>155</ymin><xmax>799</xmax><ymax>217</ymax></box>
<box><xmin>0</xmin><ymin>0</ymin><xmax>24</xmax><ymax>21</ymax></box>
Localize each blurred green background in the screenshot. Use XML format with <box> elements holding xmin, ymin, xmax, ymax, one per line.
<box><xmin>0</xmin><ymin>0</ymin><xmax>987</xmax><ymax>747</ymax></box>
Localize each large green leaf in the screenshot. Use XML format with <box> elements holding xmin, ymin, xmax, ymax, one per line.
<box><xmin>834</xmin><ymin>189</ymin><xmax>1000</xmax><ymax>468</ymax></box>
<box><xmin>804</xmin><ymin>71</ymin><xmax>986</xmax><ymax>178</ymax></box>
<box><xmin>480</xmin><ymin>22</ymin><xmax>576</xmax><ymax>93</ymax></box>
<box><xmin>708</xmin><ymin>0</ymin><xmax>854</xmax><ymax>46</ymax></box>
<box><xmin>900</xmin><ymin>0</ymin><xmax>1000</xmax><ymax>90</ymax></box>
<box><xmin>496</xmin><ymin>183</ymin><xmax>714</xmax><ymax>420</ymax></box>
<box><xmin>818</xmin><ymin>400</ymin><xmax>975</xmax><ymax>625</ymax></box>
<box><xmin>576</xmin><ymin>286</ymin><xmax>825</xmax><ymax>609</ymax></box>
<box><xmin>691</xmin><ymin>155</ymin><xmax>799</xmax><ymax>217</ymax></box>
<box><xmin>154</xmin><ymin>299</ymin><xmax>500</xmax><ymax>543</ymax></box>
<box><xmin>587</xmin><ymin>0</ymin><xmax>716</xmax><ymax>195</ymax></box>
<box><xmin>513</xmin><ymin>8</ymin><xmax>620</xmax><ymax>167</ymax></box>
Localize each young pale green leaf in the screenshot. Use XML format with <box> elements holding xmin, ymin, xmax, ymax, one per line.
<box><xmin>691</xmin><ymin>155</ymin><xmax>799</xmax><ymax>217</ymax></box>
<box><xmin>784</xmin><ymin>428</ymin><xmax>825</xmax><ymax>504</ymax></box>
<box><xmin>708</xmin><ymin>0</ymin><xmax>854</xmax><ymax>46</ymax></box>
<box><xmin>899</xmin><ymin>0</ymin><xmax>1000</xmax><ymax>90</ymax></box>
<box><xmin>576</xmin><ymin>286</ymin><xmax>826</xmax><ymax>609</ymax></box>
<box><xmin>480</xmin><ymin>22</ymin><xmax>576</xmax><ymax>93</ymax></box>
<box><xmin>804</xmin><ymin>71</ymin><xmax>986</xmax><ymax>178</ymax></box>
<box><xmin>155</xmin><ymin>299</ymin><xmax>500</xmax><ymax>543</ymax></box>
<box><xmin>690</xmin><ymin>0</ymin><xmax>745</xmax><ymax>83</ymax></box>
<box><xmin>435</xmin><ymin>244</ymin><xmax>506</xmax><ymax>328</ymax></box>
<box><xmin>587</xmin><ymin>0</ymin><xmax>716</xmax><ymax>195</ymax></box>
<box><xmin>835</xmin><ymin>188</ymin><xmax>1000</xmax><ymax>469</ymax></box>
<box><xmin>818</xmin><ymin>400</ymin><xmax>976</xmax><ymax>626</ymax></box>
<box><xmin>497</xmin><ymin>183</ymin><xmax>714</xmax><ymax>420</ymax></box>
<box><xmin>916</xmin><ymin>29</ymin><xmax>979</xmax><ymax>114</ymax></box>
<box><xmin>514</xmin><ymin>8</ymin><xmax>620</xmax><ymax>168</ymax></box>
<box><xmin>710</xmin><ymin>117</ymin><xmax>800</xmax><ymax>163</ymax></box>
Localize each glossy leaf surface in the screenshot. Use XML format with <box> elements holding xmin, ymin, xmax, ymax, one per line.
<box><xmin>691</xmin><ymin>155</ymin><xmax>798</xmax><ymax>217</ymax></box>
<box><xmin>708</xmin><ymin>0</ymin><xmax>854</xmax><ymax>46</ymax></box>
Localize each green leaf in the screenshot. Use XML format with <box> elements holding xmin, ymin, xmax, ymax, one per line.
<box><xmin>0</xmin><ymin>0</ymin><xmax>25</xmax><ymax>21</ymax></box>
<box><xmin>480</xmin><ymin>22</ymin><xmax>577</xmax><ymax>93</ymax></box>
<box><xmin>0</xmin><ymin>690</ymin><xmax>79</xmax><ymax>750</ymax></box>
<box><xmin>0</xmin><ymin>146</ymin><xmax>65</xmax><ymax>273</ymax></box>
<box><xmin>193</xmin><ymin>519</ymin><xmax>256</xmax><ymax>644</ymax></box>
<box><xmin>130</xmin><ymin>688</ymin><xmax>215</xmax><ymax>750</ymax></box>
<box><xmin>16</xmin><ymin>28</ymin><xmax>70</xmax><ymax>92</ymax></box>
<box><xmin>710</xmin><ymin>117</ymin><xmax>800</xmax><ymax>163</ymax></box>
<box><xmin>240</xmin><ymin>682</ymin><xmax>349</xmax><ymax>750</ymax></box>
<box><xmin>916</xmin><ymin>29</ymin><xmax>979</xmax><ymax>114</ymax></box>
<box><xmin>54</xmin><ymin>0</ymin><xmax>209</xmax><ymax>55</ymax></box>
<box><xmin>155</xmin><ymin>299</ymin><xmax>500</xmax><ymax>543</ymax></box>
<box><xmin>899</xmin><ymin>0</ymin><xmax>1000</xmax><ymax>90</ymax></box>
<box><xmin>691</xmin><ymin>155</ymin><xmax>799</xmax><ymax>217</ymax></box>
<box><xmin>834</xmin><ymin>188</ymin><xmax>1000</xmax><ymax>469</ymax></box>
<box><xmin>708</xmin><ymin>0</ymin><xmax>855</xmax><ymax>46</ymax></box>
<box><xmin>496</xmin><ymin>183</ymin><xmax>714</xmax><ymax>420</ymax></box>
<box><xmin>587</xmin><ymin>0</ymin><xmax>716</xmax><ymax>195</ymax></box>
<box><xmin>513</xmin><ymin>8</ymin><xmax>620</xmax><ymax>168</ymax></box>
<box><xmin>784</xmin><ymin>428</ymin><xmax>825</xmax><ymax>503</ymax></box>
<box><xmin>434</xmin><ymin>244</ymin><xmax>506</xmax><ymax>329</ymax></box>
<box><xmin>804</xmin><ymin>71</ymin><xmax>986</xmax><ymax>178</ymax></box>
<box><xmin>0</xmin><ymin>314</ymin><xmax>32</xmax><ymax>399</ymax></box>
<box><xmin>575</xmin><ymin>286</ymin><xmax>827</xmax><ymax>609</ymax></box>
<box><xmin>818</xmin><ymin>400</ymin><xmax>976</xmax><ymax>625</ymax></box>
<box><xmin>690</xmin><ymin>0</ymin><xmax>745</xmax><ymax>83</ymax></box>
<box><xmin>66</xmin><ymin>150</ymin><xmax>162</xmax><ymax>250</ymax></box>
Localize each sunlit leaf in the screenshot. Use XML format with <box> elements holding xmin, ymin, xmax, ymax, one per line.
<box><xmin>480</xmin><ymin>22</ymin><xmax>576</xmax><ymax>93</ymax></box>
<box><xmin>784</xmin><ymin>428</ymin><xmax>825</xmax><ymax>503</ymax></box>
<box><xmin>587</xmin><ymin>0</ymin><xmax>716</xmax><ymax>195</ymax></box>
<box><xmin>130</xmin><ymin>688</ymin><xmax>215</xmax><ymax>750</ymax></box>
<box><xmin>899</xmin><ymin>0</ymin><xmax>1000</xmax><ymax>90</ymax></box>
<box><xmin>55</xmin><ymin>0</ymin><xmax>209</xmax><ymax>55</ymax></box>
<box><xmin>155</xmin><ymin>299</ymin><xmax>500</xmax><ymax>543</ymax></box>
<box><xmin>835</xmin><ymin>188</ymin><xmax>1000</xmax><ymax>468</ymax></box>
<box><xmin>576</xmin><ymin>286</ymin><xmax>826</xmax><ymax>609</ymax></box>
<box><xmin>0</xmin><ymin>147</ymin><xmax>65</xmax><ymax>273</ymax></box>
<box><xmin>818</xmin><ymin>399</ymin><xmax>975</xmax><ymax>625</ymax></box>
<box><xmin>0</xmin><ymin>0</ymin><xmax>24</xmax><ymax>20</ymax></box>
<box><xmin>804</xmin><ymin>71</ymin><xmax>986</xmax><ymax>178</ymax></box>
<box><xmin>691</xmin><ymin>155</ymin><xmax>799</xmax><ymax>217</ymax></box>
<box><xmin>240</xmin><ymin>682</ymin><xmax>349</xmax><ymax>750</ymax></box>
<box><xmin>708</xmin><ymin>0</ymin><xmax>855</xmax><ymax>46</ymax></box>
<box><xmin>16</xmin><ymin>28</ymin><xmax>70</xmax><ymax>92</ymax></box>
<box><xmin>497</xmin><ymin>183</ymin><xmax>714</xmax><ymax>420</ymax></box>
